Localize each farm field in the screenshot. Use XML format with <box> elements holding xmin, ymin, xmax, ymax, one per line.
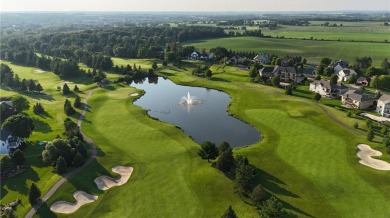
<box><xmin>184</xmin><ymin>36</ymin><xmax>390</xmax><ymax>65</ymax></box>
<box><xmin>30</xmin><ymin>58</ymin><xmax>390</xmax><ymax>217</ymax></box>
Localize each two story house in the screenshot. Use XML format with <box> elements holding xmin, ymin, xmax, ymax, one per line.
<box><xmin>309</xmin><ymin>79</ymin><xmax>349</xmax><ymax>97</ymax></box>
<box><xmin>376</xmin><ymin>94</ymin><xmax>390</xmax><ymax>118</ymax></box>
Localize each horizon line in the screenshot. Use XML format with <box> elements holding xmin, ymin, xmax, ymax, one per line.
<box><xmin>1</xmin><ymin>10</ymin><xmax>389</xmax><ymax>13</ymax></box>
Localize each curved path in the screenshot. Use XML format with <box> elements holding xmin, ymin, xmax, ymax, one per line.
<box><xmin>25</xmin><ymin>89</ymin><xmax>97</xmax><ymax>218</ymax></box>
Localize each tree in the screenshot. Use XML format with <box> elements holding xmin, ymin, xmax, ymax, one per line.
<box><xmin>28</xmin><ymin>183</ymin><xmax>41</xmax><ymax>206</ymax></box>
<box><xmin>74</xmin><ymin>85</ymin><xmax>79</xmax><ymax>92</ymax></box>
<box><xmin>33</xmin><ymin>103</ymin><xmax>45</xmax><ymax>114</ymax></box>
<box><xmin>320</xmin><ymin>57</ymin><xmax>332</xmax><ymax>66</ymax></box>
<box><xmin>11</xmin><ymin>95</ymin><xmax>30</xmax><ymax>113</ymax></box>
<box><xmin>252</xmin><ymin>184</ymin><xmax>267</xmax><ymax>207</ymax></box>
<box><xmin>221</xmin><ymin>206</ymin><xmax>237</xmax><ymax>218</ymax></box>
<box><xmin>354</xmin><ymin>122</ymin><xmax>359</xmax><ymax>129</ymax></box>
<box><xmin>285</xmin><ymin>86</ymin><xmax>292</xmax><ymax>95</ymax></box>
<box><xmin>216</xmin><ymin>145</ymin><xmax>234</xmax><ymax>173</ymax></box>
<box><xmin>63</xmin><ymin>118</ymin><xmax>82</xmax><ymax>140</ymax></box>
<box><xmin>152</xmin><ymin>62</ymin><xmax>158</xmax><ymax>70</ymax></box>
<box><xmin>324</xmin><ymin>67</ymin><xmax>333</xmax><ymax>76</ymax></box>
<box><xmin>249</xmin><ymin>66</ymin><xmax>258</xmax><ymax>79</ymax></box>
<box><xmin>74</xmin><ymin>95</ymin><xmax>82</xmax><ymax>108</ymax></box>
<box><xmin>162</xmin><ymin>60</ymin><xmax>168</xmax><ymax>67</ymax></box>
<box><xmin>42</xmin><ymin>139</ymin><xmax>74</xmax><ymax>165</ymax></box>
<box><xmin>76</xmin><ymin>142</ymin><xmax>88</xmax><ymax>158</ymax></box>
<box><xmin>72</xmin><ymin>152</ymin><xmax>85</xmax><ymax>167</ymax></box>
<box><xmin>35</xmin><ymin>83</ymin><xmax>43</xmax><ymax>93</ymax></box>
<box><xmin>198</xmin><ymin>141</ymin><xmax>218</xmax><ymax>162</ymax></box>
<box><xmin>347</xmin><ymin>73</ymin><xmax>357</xmax><ymax>84</ymax></box>
<box><xmin>218</xmin><ymin>141</ymin><xmax>231</xmax><ymax>155</ymax></box>
<box><xmin>234</xmin><ymin>155</ymin><xmax>256</xmax><ymax>195</ymax></box>
<box><xmin>367</xmin><ymin>130</ymin><xmax>374</xmax><ymax>141</ymax></box>
<box><xmin>206</xmin><ymin>69</ymin><xmax>213</xmax><ymax>78</ymax></box>
<box><xmin>20</xmin><ymin>79</ymin><xmax>28</xmax><ymax>92</ymax></box>
<box><xmin>11</xmin><ymin>149</ymin><xmax>25</xmax><ymax>166</ymax></box>
<box><xmin>62</xmin><ymin>83</ymin><xmax>70</xmax><ymax>95</ymax></box>
<box><xmin>0</xmin><ymin>155</ymin><xmax>12</xmax><ymax>171</ymax></box>
<box><xmin>258</xmin><ymin>196</ymin><xmax>287</xmax><ymax>218</ymax></box>
<box><xmin>330</xmin><ymin>74</ymin><xmax>338</xmax><ymax>84</ymax></box>
<box><xmin>271</xmin><ymin>75</ymin><xmax>280</xmax><ymax>87</ymax></box>
<box><xmin>64</xmin><ymin>99</ymin><xmax>76</xmax><ymax>116</ymax></box>
<box><xmin>1</xmin><ymin>114</ymin><xmax>35</xmax><ymax>138</ymax></box>
<box><xmin>56</xmin><ymin>156</ymin><xmax>67</xmax><ymax>174</ymax></box>
<box><xmin>313</xmin><ymin>93</ymin><xmax>321</xmax><ymax>101</ymax></box>
<box><xmin>93</xmin><ymin>75</ymin><xmax>102</xmax><ymax>83</ymax></box>
<box><xmin>370</xmin><ymin>76</ymin><xmax>378</xmax><ymax>88</ymax></box>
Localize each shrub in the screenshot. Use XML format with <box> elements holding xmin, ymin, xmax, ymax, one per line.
<box><xmin>354</xmin><ymin>123</ymin><xmax>359</xmax><ymax>129</ymax></box>
<box><xmin>11</xmin><ymin>149</ymin><xmax>25</xmax><ymax>165</ymax></box>
<box><xmin>251</xmin><ymin>184</ymin><xmax>267</xmax><ymax>207</ymax></box>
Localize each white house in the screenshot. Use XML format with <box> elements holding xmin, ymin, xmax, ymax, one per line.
<box><xmin>309</xmin><ymin>79</ymin><xmax>349</xmax><ymax>97</ymax></box>
<box><xmin>338</xmin><ymin>68</ymin><xmax>357</xmax><ymax>82</ymax></box>
<box><xmin>253</xmin><ymin>53</ymin><xmax>270</xmax><ymax>64</ymax></box>
<box><xmin>376</xmin><ymin>94</ymin><xmax>390</xmax><ymax>117</ymax></box>
<box><xmin>0</xmin><ymin>130</ymin><xmax>23</xmax><ymax>155</ymax></box>
<box><xmin>190</xmin><ymin>51</ymin><xmax>199</xmax><ymax>60</ymax></box>
<box><xmin>333</xmin><ymin>64</ymin><xmax>344</xmax><ymax>74</ymax></box>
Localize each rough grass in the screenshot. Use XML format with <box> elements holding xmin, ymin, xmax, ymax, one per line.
<box><xmin>184</xmin><ymin>37</ymin><xmax>390</xmax><ymax>65</ymax></box>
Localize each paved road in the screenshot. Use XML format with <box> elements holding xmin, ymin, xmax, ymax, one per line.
<box><xmin>25</xmin><ymin>89</ymin><xmax>97</xmax><ymax>218</ymax></box>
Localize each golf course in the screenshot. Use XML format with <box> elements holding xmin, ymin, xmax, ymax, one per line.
<box><xmin>2</xmin><ymin>54</ymin><xmax>389</xmax><ymax>217</ymax></box>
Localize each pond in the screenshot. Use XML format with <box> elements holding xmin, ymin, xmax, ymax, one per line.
<box><xmin>131</xmin><ymin>77</ymin><xmax>261</xmax><ymax>147</ymax></box>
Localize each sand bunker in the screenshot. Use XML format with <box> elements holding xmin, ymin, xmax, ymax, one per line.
<box><xmin>130</xmin><ymin>93</ymin><xmax>139</xmax><ymax>96</ymax></box>
<box><xmin>34</xmin><ymin>69</ymin><xmax>46</xmax><ymax>73</ymax></box>
<box><xmin>357</xmin><ymin>144</ymin><xmax>390</xmax><ymax>171</ymax></box>
<box><xmin>94</xmin><ymin>166</ymin><xmax>133</xmax><ymax>190</ymax></box>
<box><xmin>50</xmin><ymin>191</ymin><xmax>98</xmax><ymax>214</ymax></box>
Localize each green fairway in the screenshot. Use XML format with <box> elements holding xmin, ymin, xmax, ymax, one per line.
<box><xmin>183</xmin><ymin>37</ymin><xmax>390</xmax><ymax>65</ymax></box>
<box><xmin>33</xmin><ymin>58</ymin><xmax>390</xmax><ymax>217</ymax></box>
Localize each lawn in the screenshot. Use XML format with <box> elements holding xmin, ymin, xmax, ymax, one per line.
<box><xmin>34</xmin><ymin>58</ymin><xmax>390</xmax><ymax>217</ymax></box>
<box><xmin>183</xmin><ymin>37</ymin><xmax>390</xmax><ymax>65</ymax></box>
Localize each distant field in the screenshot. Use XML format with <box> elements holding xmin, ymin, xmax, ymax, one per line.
<box><xmin>184</xmin><ymin>37</ymin><xmax>390</xmax><ymax>65</ymax></box>
<box><xmin>262</xmin><ymin>22</ymin><xmax>390</xmax><ymax>42</ymax></box>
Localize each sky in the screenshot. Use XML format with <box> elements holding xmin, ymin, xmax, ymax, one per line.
<box><xmin>1</xmin><ymin>0</ymin><xmax>389</xmax><ymax>12</ymax></box>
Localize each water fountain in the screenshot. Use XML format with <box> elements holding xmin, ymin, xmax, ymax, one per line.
<box><xmin>179</xmin><ymin>92</ymin><xmax>200</xmax><ymax>106</ymax></box>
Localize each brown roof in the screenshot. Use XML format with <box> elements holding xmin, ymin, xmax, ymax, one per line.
<box><xmin>342</xmin><ymin>90</ymin><xmax>378</xmax><ymax>102</ymax></box>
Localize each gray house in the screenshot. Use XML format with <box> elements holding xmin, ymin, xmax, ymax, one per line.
<box><xmin>376</xmin><ymin>94</ymin><xmax>390</xmax><ymax>117</ymax></box>
<box><xmin>341</xmin><ymin>90</ymin><xmax>378</xmax><ymax>109</ymax></box>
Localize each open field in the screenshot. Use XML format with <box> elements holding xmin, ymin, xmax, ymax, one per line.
<box><xmin>32</xmin><ymin>58</ymin><xmax>390</xmax><ymax>217</ymax></box>
<box><xmin>184</xmin><ymin>37</ymin><xmax>390</xmax><ymax>65</ymax></box>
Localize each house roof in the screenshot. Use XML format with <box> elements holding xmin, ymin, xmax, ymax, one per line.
<box><xmin>191</xmin><ymin>51</ymin><xmax>198</xmax><ymax>56</ymax></box>
<box><xmin>339</xmin><ymin>68</ymin><xmax>356</xmax><ymax>76</ymax></box>
<box><xmin>378</xmin><ymin>94</ymin><xmax>390</xmax><ymax>104</ymax></box>
<box><xmin>342</xmin><ymin>90</ymin><xmax>378</xmax><ymax>102</ymax></box>
<box><xmin>0</xmin><ymin>130</ymin><xmax>11</xmax><ymax>142</ymax></box>
<box><xmin>310</xmin><ymin>79</ymin><xmax>348</xmax><ymax>90</ymax></box>
<box><xmin>273</xmin><ymin>66</ymin><xmax>297</xmax><ymax>74</ymax></box>
<box><xmin>0</xmin><ymin>101</ymin><xmax>13</xmax><ymax>108</ymax></box>
<box><xmin>259</xmin><ymin>67</ymin><xmax>274</xmax><ymax>73</ymax></box>
<box><xmin>357</xmin><ymin>77</ymin><xmax>368</xmax><ymax>82</ymax></box>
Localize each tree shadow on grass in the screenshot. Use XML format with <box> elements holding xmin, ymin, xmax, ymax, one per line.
<box><xmin>32</xmin><ymin>118</ymin><xmax>52</xmax><ymax>133</ymax></box>
<box><xmin>278</xmin><ymin>197</ymin><xmax>316</xmax><ymax>218</ymax></box>
<box><xmin>102</xmin><ymin>85</ymin><xmax>116</xmax><ymax>91</ymax></box>
<box><xmin>255</xmin><ymin>168</ymin><xmax>300</xmax><ymax>198</ymax></box>
<box><xmin>4</xmin><ymin>166</ymin><xmax>39</xmax><ymax>194</ymax></box>
<box><xmin>35</xmin><ymin>202</ymin><xmax>58</xmax><ymax>218</ymax></box>
<box><xmin>37</xmin><ymin>111</ymin><xmax>54</xmax><ymax>119</ymax></box>
<box><xmin>211</xmin><ymin>77</ymin><xmax>231</xmax><ymax>83</ymax></box>
<box><xmin>159</xmin><ymin>71</ymin><xmax>175</xmax><ymax>77</ymax></box>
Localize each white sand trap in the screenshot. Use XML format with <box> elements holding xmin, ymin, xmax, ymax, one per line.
<box><xmin>50</xmin><ymin>191</ymin><xmax>98</xmax><ymax>214</ymax></box>
<box><xmin>357</xmin><ymin>144</ymin><xmax>390</xmax><ymax>171</ymax></box>
<box><xmin>34</xmin><ymin>69</ymin><xmax>46</xmax><ymax>73</ymax></box>
<box><xmin>130</xmin><ymin>93</ymin><xmax>139</xmax><ymax>96</ymax></box>
<box><xmin>94</xmin><ymin>166</ymin><xmax>133</xmax><ymax>190</ymax></box>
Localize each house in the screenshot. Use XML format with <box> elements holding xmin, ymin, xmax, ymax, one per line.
<box><xmin>226</xmin><ymin>55</ymin><xmax>244</xmax><ymax>65</ymax></box>
<box><xmin>272</xmin><ymin>66</ymin><xmax>304</xmax><ymax>83</ymax></box>
<box><xmin>356</xmin><ymin>77</ymin><xmax>369</xmax><ymax>86</ymax></box>
<box><xmin>376</xmin><ymin>94</ymin><xmax>390</xmax><ymax>118</ymax></box>
<box><xmin>189</xmin><ymin>51</ymin><xmax>199</xmax><ymax>60</ymax></box>
<box><xmin>199</xmin><ymin>53</ymin><xmax>214</xmax><ymax>61</ymax></box>
<box><xmin>259</xmin><ymin>67</ymin><xmax>274</xmax><ymax>78</ymax></box>
<box><xmin>253</xmin><ymin>53</ymin><xmax>270</xmax><ymax>64</ymax></box>
<box><xmin>338</xmin><ymin>68</ymin><xmax>357</xmax><ymax>82</ymax></box>
<box><xmin>0</xmin><ymin>130</ymin><xmax>23</xmax><ymax>155</ymax></box>
<box><xmin>309</xmin><ymin>79</ymin><xmax>349</xmax><ymax>97</ymax></box>
<box><xmin>333</xmin><ymin>64</ymin><xmax>344</xmax><ymax>74</ymax></box>
<box><xmin>341</xmin><ymin>90</ymin><xmax>378</xmax><ymax>109</ymax></box>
